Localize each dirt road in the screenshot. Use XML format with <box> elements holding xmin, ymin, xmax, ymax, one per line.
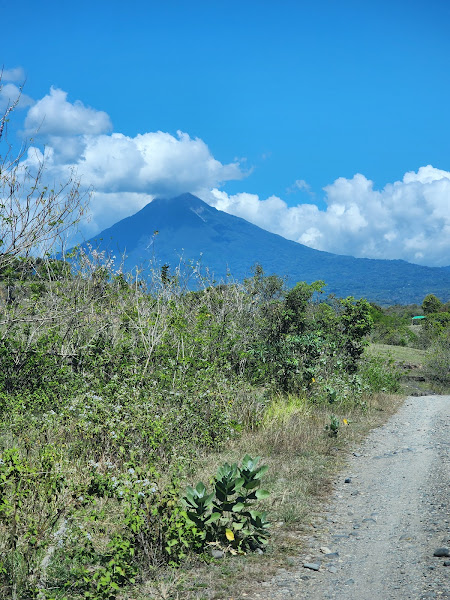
<box><xmin>250</xmin><ymin>395</ymin><xmax>449</xmax><ymax>599</ymax></box>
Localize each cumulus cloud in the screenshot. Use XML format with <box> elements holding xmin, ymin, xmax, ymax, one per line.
<box><xmin>0</xmin><ymin>82</ymin><xmax>34</xmax><ymax>111</ymax></box>
<box><xmin>24</xmin><ymin>87</ymin><xmax>112</xmax><ymax>137</ymax></box>
<box><xmin>20</xmin><ymin>88</ymin><xmax>245</xmax><ymax>232</ymax></box>
<box><xmin>0</xmin><ymin>65</ymin><xmax>34</xmax><ymax>112</ymax></box>
<box><xmin>206</xmin><ymin>166</ymin><xmax>450</xmax><ymax>267</ymax></box>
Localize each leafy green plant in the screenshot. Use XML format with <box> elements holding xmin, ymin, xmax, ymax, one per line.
<box><xmin>182</xmin><ymin>455</ymin><xmax>270</xmax><ymax>553</ymax></box>
<box><xmin>0</xmin><ymin>445</ymin><xmax>68</xmax><ymax>599</ymax></box>
<box><xmin>325</xmin><ymin>415</ymin><xmax>340</xmax><ymax>437</ymax></box>
<box><xmin>338</xmin><ymin>297</ymin><xmax>373</xmax><ymax>373</ymax></box>
<box><xmin>81</xmin><ymin>536</ymin><xmax>137</xmax><ymax>600</ymax></box>
<box><xmin>122</xmin><ymin>470</ymin><xmax>201</xmax><ymax>567</ymax></box>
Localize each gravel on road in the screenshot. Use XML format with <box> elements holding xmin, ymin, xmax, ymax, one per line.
<box><xmin>247</xmin><ymin>395</ymin><xmax>449</xmax><ymax>600</ymax></box>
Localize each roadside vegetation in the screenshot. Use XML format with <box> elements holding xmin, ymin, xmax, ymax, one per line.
<box><xmin>0</xmin><ymin>249</ymin><xmax>405</xmax><ymax>600</ymax></box>
<box><xmin>368</xmin><ymin>295</ymin><xmax>450</xmax><ymax>392</ymax></box>
<box><xmin>1</xmin><ymin>80</ymin><xmax>449</xmax><ymax>600</ymax></box>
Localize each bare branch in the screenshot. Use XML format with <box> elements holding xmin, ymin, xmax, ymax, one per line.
<box><xmin>0</xmin><ymin>76</ymin><xmax>89</xmax><ymax>271</ymax></box>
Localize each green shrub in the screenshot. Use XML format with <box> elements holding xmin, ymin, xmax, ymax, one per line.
<box><xmin>358</xmin><ymin>355</ymin><xmax>401</xmax><ymax>393</ymax></box>
<box><xmin>425</xmin><ymin>331</ymin><xmax>450</xmax><ymax>385</ymax></box>
<box><xmin>182</xmin><ymin>456</ymin><xmax>270</xmax><ymax>554</ymax></box>
<box><xmin>0</xmin><ymin>445</ymin><xmax>69</xmax><ymax>599</ymax></box>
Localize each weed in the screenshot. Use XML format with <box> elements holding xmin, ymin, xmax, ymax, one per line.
<box><xmin>325</xmin><ymin>415</ymin><xmax>341</xmax><ymax>437</ymax></box>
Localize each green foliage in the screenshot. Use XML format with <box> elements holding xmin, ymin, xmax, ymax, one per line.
<box><xmin>0</xmin><ymin>252</ymin><xmax>406</xmax><ymax>597</ymax></box>
<box><xmin>182</xmin><ymin>456</ymin><xmax>270</xmax><ymax>553</ymax></box>
<box><xmin>81</xmin><ymin>536</ymin><xmax>137</xmax><ymax>600</ymax></box>
<box><xmin>369</xmin><ymin>303</ymin><xmax>418</xmax><ymax>346</ymax></box>
<box><xmin>0</xmin><ymin>445</ymin><xmax>68</xmax><ymax>599</ymax></box>
<box><xmin>422</xmin><ymin>293</ymin><xmax>442</xmax><ymax>315</ymax></box>
<box><xmin>425</xmin><ymin>330</ymin><xmax>450</xmax><ymax>385</ymax></box>
<box><xmin>118</xmin><ymin>469</ymin><xmax>201</xmax><ymax>567</ymax></box>
<box><xmin>0</xmin><ymin>335</ymin><xmax>74</xmax><ymax>395</ymax></box>
<box><xmin>423</xmin><ymin>311</ymin><xmax>450</xmax><ymax>336</ymax></box>
<box><xmin>338</xmin><ymin>297</ymin><xmax>373</xmax><ymax>373</ymax></box>
<box><xmin>358</xmin><ymin>355</ymin><xmax>401</xmax><ymax>393</ymax></box>
<box><xmin>325</xmin><ymin>415</ymin><xmax>341</xmax><ymax>437</ymax></box>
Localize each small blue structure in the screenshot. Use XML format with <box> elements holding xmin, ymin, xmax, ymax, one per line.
<box><xmin>411</xmin><ymin>315</ymin><xmax>426</xmax><ymax>325</ymax></box>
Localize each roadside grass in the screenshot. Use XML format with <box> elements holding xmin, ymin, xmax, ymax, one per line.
<box><xmin>140</xmin><ymin>391</ymin><xmax>404</xmax><ymax>600</ymax></box>
<box><xmin>367</xmin><ymin>343</ymin><xmax>427</xmax><ymax>365</ymax></box>
<box><xmin>368</xmin><ymin>342</ymin><xmax>450</xmax><ymax>394</ymax></box>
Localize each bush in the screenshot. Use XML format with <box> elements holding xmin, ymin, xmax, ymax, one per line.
<box><xmin>425</xmin><ymin>331</ymin><xmax>450</xmax><ymax>385</ymax></box>
<box><xmin>358</xmin><ymin>355</ymin><xmax>401</xmax><ymax>393</ymax></box>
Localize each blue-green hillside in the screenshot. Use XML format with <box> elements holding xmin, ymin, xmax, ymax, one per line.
<box><xmin>82</xmin><ymin>193</ymin><xmax>450</xmax><ymax>305</ymax></box>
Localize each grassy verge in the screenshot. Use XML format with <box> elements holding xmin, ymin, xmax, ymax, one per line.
<box><xmin>367</xmin><ymin>343</ymin><xmax>427</xmax><ymax>365</ymax></box>
<box><xmin>140</xmin><ymin>391</ymin><xmax>404</xmax><ymax>600</ymax></box>
<box><xmin>367</xmin><ymin>343</ymin><xmax>449</xmax><ymax>394</ymax></box>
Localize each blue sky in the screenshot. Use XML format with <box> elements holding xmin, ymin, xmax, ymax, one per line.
<box><xmin>1</xmin><ymin>0</ymin><xmax>450</xmax><ymax>266</ymax></box>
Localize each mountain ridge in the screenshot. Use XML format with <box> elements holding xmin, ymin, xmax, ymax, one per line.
<box><xmin>82</xmin><ymin>193</ymin><xmax>450</xmax><ymax>305</ymax></box>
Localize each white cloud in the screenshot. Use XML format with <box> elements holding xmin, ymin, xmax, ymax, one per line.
<box><xmin>1</xmin><ymin>67</ymin><xmax>25</xmax><ymax>82</ymax></box>
<box><xmin>206</xmin><ymin>167</ymin><xmax>450</xmax><ymax>267</ymax></box>
<box><xmin>25</xmin><ymin>128</ymin><xmax>244</xmax><ymax>218</ymax></box>
<box><xmin>287</xmin><ymin>178</ymin><xmax>315</xmax><ymax>196</ymax></box>
<box><xmin>24</xmin><ymin>87</ymin><xmax>112</xmax><ymax>137</ymax></box>
<box><xmin>18</xmin><ymin>87</ymin><xmax>449</xmax><ymax>267</ymax></box>
<box><xmin>21</xmin><ymin>88</ymin><xmax>245</xmax><ymax>232</ymax></box>
<box><xmin>0</xmin><ymin>83</ymin><xmax>34</xmax><ymax>111</ymax></box>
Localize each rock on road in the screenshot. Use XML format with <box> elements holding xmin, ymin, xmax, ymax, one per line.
<box><xmin>250</xmin><ymin>395</ymin><xmax>449</xmax><ymax>600</ymax></box>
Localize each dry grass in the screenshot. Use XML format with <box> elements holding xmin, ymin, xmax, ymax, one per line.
<box><xmin>138</xmin><ymin>391</ymin><xmax>404</xmax><ymax>600</ymax></box>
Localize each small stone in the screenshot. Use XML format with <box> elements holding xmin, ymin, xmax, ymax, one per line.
<box><xmin>303</xmin><ymin>562</ymin><xmax>321</xmax><ymax>571</ymax></box>
<box><xmin>320</xmin><ymin>546</ymin><xmax>332</xmax><ymax>554</ymax></box>
<box><xmin>344</xmin><ymin>579</ymin><xmax>355</xmax><ymax>585</ymax></box>
<box><xmin>279</xmin><ymin>588</ymin><xmax>292</xmax><ymax>596</ymax></box>
<box><xmin>344</xmin><ymin>478</ymin><xmax>352</xmax><ymax>483</ymax></box>
<box><xmin>352</xmin><ymin>452</ymin><xmax>362</xmax><ymax>457</ymax></box>
<box><xmin>325</xmin><ymin>552</ymin><xmax>339</xmax><ymax>558</ymax></box>
<box><xmin>363</xmin><ymin>518</ymin><xmax>377</xmax><ymax>524</ymax></box>
<box><xmin>209</xmin><ymin>548</ymin><xmax>224</xmax><ymax>559</ymax></box>
<box><xmin>433</xmin><ymin>547</ymin><xmax>450</xmax><ymax>557</ymax></box>
<box><xmin>443</xmin><ymin>560</ymin><xmax>450</xmax><ymax>566</ymax></box>
<box><xmin>328</xmin><ymin>566</ymin><xmax>338</xmax><ymax>573</ymax></box>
